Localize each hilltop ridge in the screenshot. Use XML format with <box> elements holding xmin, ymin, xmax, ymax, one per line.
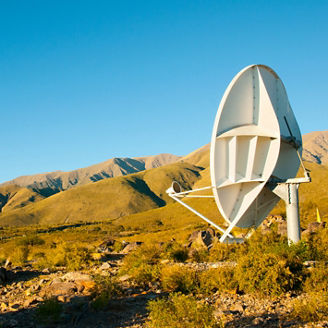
<box><xmin>1</xmin><ymin>153</ymin><xmax>180</xmax><ymax>197</ymax></box>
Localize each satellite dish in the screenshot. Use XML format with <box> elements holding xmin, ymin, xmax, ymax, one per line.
<box><xmin>167</xmin><ymin>65</ymin><xmax>310</xmax><ymax>244</ymax></box>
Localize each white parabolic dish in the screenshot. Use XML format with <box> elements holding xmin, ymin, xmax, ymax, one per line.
<box><xmin>210</xmin><ymin>64</ymin><xmax>302</xmax><ymax>228</ymax></box>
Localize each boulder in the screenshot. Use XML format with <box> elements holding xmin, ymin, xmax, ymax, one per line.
<box><xmin>121</xmin><ymin>241</ymin><xmax>143</xmax><ymax>254</ymax></box>
<box><xmin>188</xmin><ymin>228</ymin><xmax>217</xmax><ymax>249</ymax></box>
<box><xmin>277</xmin><ymin>221</ymin><xmax>287</xmax><ymax>236</ymax></box>
<box><xmin>45</xmin><ymin>282</ymin><xmax>77</xmax><ymax>297</ymax></box>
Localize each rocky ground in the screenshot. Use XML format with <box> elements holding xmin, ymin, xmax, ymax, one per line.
<box><xmin>0</xmin><ymin>254</ymin><xmax>327</xmax><ymax>328</ymax></box>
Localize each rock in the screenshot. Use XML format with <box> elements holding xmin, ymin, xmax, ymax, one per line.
<box><xmin>57</xmin><ymin>295</ymin><xmax>66</xmax><ymax>302</ymax></box>
<box><xmin>252</xmin><ymin>317</ymin><xmax>265</xmax><ymax>325</ymax></box>
<box><xmin>98</xmin><ymin>238</ymin><xmax>116</xmax><ymax>248</ymax></box>
<box><xmin>62</xmin><ymin>272</ymin><xmax>92</xmax><ymax>282</ymax></box>
<box><xmin>0</xmin><ymin>302</ymin><xmax>8</xmax><ymax>311</ymax></box>
<box><xmin>121</xmin><ymin>242</ymin><xmax>143</xmax><ymax>254</ymax></box>
<box><xmin>231</xmin><ymin>303</ymin><xmax>245</xmax><ymax>313</ymax></box>
<box><xmin>100</xmin><ymin>262</ymin><xmax>111</xmax><ymax>270</ymax></box>
<box><xmin>261</xmin><ymin>225</ymin><xmax>272</xmax><ymax>234</ymax></box>
<box><xmin>188</xmin><ymin>229</ymin><xmax>217</xmax><ymax>249</ymax></box>
<box><xmin>118</xmin><ymin>274</ymin><xmax>130</xmax><ymax>282</ymax></box>
<box><xmin>307</xmin><ymin>222</ymin><xmax>326</xmax><ymax>233</ymax></box>
<box><xmin>62</xmin><ymin>272</ymin><xmax>95</xmax><ymax>292</ymax></box>
<box><xmin>46</xmin><ymin>282</ymin><xmax>77</xmax><ymax>297</ymax></box>
<box><xmin>42</xmin><ymin>268</ymin><xmax>50</xmax><ymax>274</ymax></box>
<box><xmin>51</xmin><ymin>277</ymin><xmax>62</xmax><ymax>285</ymax></box>
<box><xmin>23</xmin><ymin>297</ymin><xmax>40</xmax><ymax>307</ymax></box>
<box><xmin>277</xmin><ymin>221</ymin><xmax>287</xmax><ymax>235</ymax></box>
<box><xmin>303</xmin><ymin>260</ymin><xmax>317</xmax><ymax>268</ymax></box>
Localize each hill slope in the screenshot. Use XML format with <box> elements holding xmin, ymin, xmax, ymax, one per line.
<box><xmin>0</xmin><ymin>185</ymin><xmax>44</xmax><ymax>214</ymax></box>
<box><xmin>0</xmin><ymin>162</ymin><xmax>201</xmax><ymax>226</ymax></box>
<box><xmin>1</xmin><ymin>153</ymin><xmax>180</xmax><ymax>197</ymax></box>
<box><xmin>302</xmin><ymin>130</ymin><xmax>328</xmax><ymax>165</ymax></box>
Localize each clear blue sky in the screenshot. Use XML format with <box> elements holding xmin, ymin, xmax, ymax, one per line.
<box><xmin>1</xmin><ymin>0</ymin><xmax>327</xmax><ymax>183</ymax></box>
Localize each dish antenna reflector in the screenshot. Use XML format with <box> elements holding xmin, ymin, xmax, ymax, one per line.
<box><xmin>167</xmin><ymin>64</ymin><xmax>310</xmax><ymax>244</ymax></box>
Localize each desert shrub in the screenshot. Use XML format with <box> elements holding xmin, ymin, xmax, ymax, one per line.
<box><xmin>11</xmin><ymin>245</ymin><xmax>29</xmax><ymax>266</ymax></box>
<box><xmin>189</xmin><ymin>248</ymin><xmax>209</xmax><ymax>263</ymax></box>
<box><xmin>303</xmin><ymin>263</ymin><xmax>328</xmax><ymax>293</ymax></box>
<box><xmin>305</xmin><ymin>226</ymin><xmax>328</xmax><ymax>260</ymax></box>
<box><xmin>291</xmin><ymin>292</ymin><xmax>328</xmax><ymax>322</ymax></box>
<box><xmin>209</xmin><ymin>242</ymin><xmax>240</xmax><ymax>262</ymax></box>
<box><xmin>120</xmin><ymin>243</ymin><xmax>162</xmax><ymax>286</ymax></box>
<box><xmin>55</xmin><ymin>243</ymin><xmax>92</xmax><ymax>271</ymax></box>
<box><xmin>164</xmin><ymin>241</ymin><xmax>189</xmax><ymax>263</ymax></box>
<box><xmin>35</xmin><ymin>242</ymin><xmax>93</xmax><ymax>271</ymax></box>
<box><xmin>246</xmin><ymin>229</ymin><xmax>285</xmax><ymax>254</ymax></box>
<box><xmin>91</xmin><ymin>275</ymin><xmax>122</xmax><ymax>311</ymax></box>
<box><xmin>36</xmin><ymin>298</ymin><xmax>63</xmax><ymax>324</ymax></box>
<box><xmin>269</xmin><ymin>240</ymin><xmax>313</xmax><ymax>262</ymax></box>
<box><xmin>161</xmin><ymin>264</ymin><xmax>198</xmax><ymax>293</ymax></box>
<box><xmin>147</xmin><ymin>293</ymin><xmax>222</xmax><ymax>328</ymax></box>
<box><xmin>16</xmin><ymin>234</ymin><xmax>45</xmax><ymax>247</ymax></box>
<box><xmin>235</xmin><ymin>252</ymin><xmax>304</xmax><ymax>296</ymax></box>
<box><xmin>198</xmin><ymin>266</ymin><xmax>237</xmax><ymax>295</ymax></box>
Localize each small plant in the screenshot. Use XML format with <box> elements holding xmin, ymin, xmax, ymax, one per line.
<box><xmin>291</xmin><ymin>292</ymin><xmax>328</xmax><ymax>322</ymax></box>
<box><xmin>164</xmin><ymin>241</ymin><xmax>189</xmax><ymax>263</ymax></box>
<box><xmin>209</xmin><ymin>242</ymin><xmax>239</xmax><ymax>262</ymax></box>
<box><xmin>161</xmin><ymin>264</ymin><xmax>198</xmax><ymax>293</ymax></box>
<box><xmin>36</xmin><ymin>242</ymin><xmax>93</xmax><ymax>271</ymax></box>
<box><xmin>303</xmin><ymin>262</ymin><xmax>328</xmax><ymax>293</ymax></box>
<box><xmin>119</xmin><ymin>243</ymin><xmax>163</xmax><ymax>286</ymax></box>
<box><xmin>16</xmin><ymin>234</ymin><xmax>45</xmax><ymax>247</ymax></box>
<box><xmin>91</xmin><ymin>275</ymin><xmax>122</xmax><ymax>311</ymax></box>
<box><xmin>147</xmin><ymin>292</ymin><xmax>222</xmax><ymax>328</ymax></box>
<box><xmin>36</xmin><ymin>298</ymin><xmax>63</xmax><ymax>324</ymax></box>
<box><xmin>198</xmin><ymin>266</ymin><xmax>237</xmax><ymax>295</ymax></box>
<box><xmin>11</xmin><ymin>245</ymin><xmax>29</xmax><ymax>266</ymax></box>
<box><xmin>189</xmin><ymin>248</ymin><xmax>209</xmax><ymax>263</ymax></box>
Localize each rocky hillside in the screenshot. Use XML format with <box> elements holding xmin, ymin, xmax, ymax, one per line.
<box><xmin>0</xmin><ymin>185</ymin><xmax>44</xmax><ymax>214</ymax></box>
<box><xmin>0</xmin><ymin>162</ymin><xmax>201</xmax><ymax>226</ymax></box>
<box><xmin>0</xmin><ymin>154</ymin><xmax>180</xmax><ymax>197</ymax></box>
<box><xmin>302</xmin><ymin>130</ymin><xmax>328</xmax><ymax>165</ymax></box>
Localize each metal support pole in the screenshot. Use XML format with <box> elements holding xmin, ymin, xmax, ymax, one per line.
<box><xmin>286</xmin><ymin>183</ymin><xmax>301</xmax><ymax>244</ymax></box>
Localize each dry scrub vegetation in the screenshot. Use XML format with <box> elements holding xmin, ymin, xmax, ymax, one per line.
<box><xmin>0</xmin><ymin>217</ymin><xmax>327</xmax><ymax>327</ymax></box>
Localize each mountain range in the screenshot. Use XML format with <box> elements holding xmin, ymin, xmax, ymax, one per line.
<box><xmin>0</xmin><ymin>130</ymin><xmax>327</xmax><ymax>226</ymax></box>
<box><xmin>0</xmin><ymin>154</ymin><xmax>180</xmax><ymax>197</ymax></box>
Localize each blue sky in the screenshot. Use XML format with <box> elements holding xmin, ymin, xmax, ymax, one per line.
<box><xmin>0</xmin><ymin>0</ymin><xmax>327</xmax><ymax>182</ymax></box>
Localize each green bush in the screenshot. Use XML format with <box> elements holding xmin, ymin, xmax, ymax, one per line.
<box><xmin>208</xmin><ymin>242</ymin><xmax>239</xmax><ymax>262</ymax></box>
<box><xmin>91</xmin><ymin>275</ymin><xmax>122</xmax><ymax>311</ymax></box>
<box><xmin>147</xmin><ymin>293</ymin><xmax>222</xmax><ymax>328</ymax></box>
<box><xmin>304</xmin><ymin>262</ymin><xmax>328</xmax><ymax>293</ymax></box>
<box><xmin>189</xmin><ymin>248</ymin><xmax>209</xmax><ymax>263</ymax></box>
<box><xmin>291</xmin><ymin>292</ymin><xmax>328</xmax><ymax>322</ymax></box>
<box><xmin>120</xmin><ymin>243</ymin><xmax>163</xmax><ymax>286</ymax></box>
<box><xmin>161</xmin><ymin>264</ymin><xmax>198</xmax><ymax>293</ymax></box>
<box><xmin>198</xmin><ymin>267</ymin><xmax>237</xmax><ymax>295</ymax></box>
<box><xmin>36</xmin><ymin>298</ymin><xmax>63</xmax><ymax>324</ymax></box>
<box><xmin>235</xmin><ymin>252</ymin><xmax>304</xmax><ymax>296</ymax></box>
<box><xmin>16</xmin><ymin>234</ymin><xmax>45</xmax><ymax>247</ymax></box>
<box><xmin>11</xmin><ymin>245</ymin><xmax>29</xmax><ymax>266</ymax></box>
<box><xmin>35</xmin><ymin>242</ymin><xmax>93</xmax><ymax>271</ymax></box>
<box><xmin>164</xmin><ymin>241</ymin><xmax>189</xmax><ymax>263</ymax></box>
<box><xmin>305</xmin><ymin>226</ymin><xmax>328</xmax><ymax>260</ymax></box>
